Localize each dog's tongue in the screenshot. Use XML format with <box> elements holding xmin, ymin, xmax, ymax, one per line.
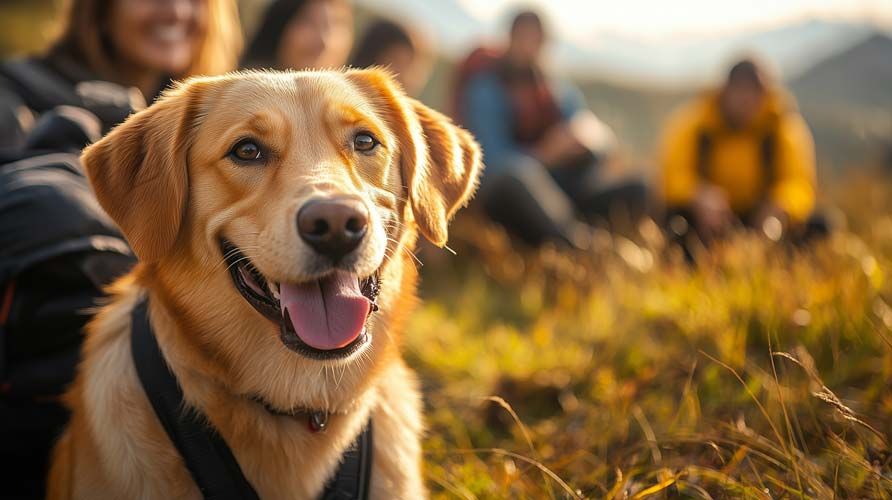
<box><xmin>280</xmin><ymin>272</ymin><xmax>370</xmax><ymax>351</ymax></box>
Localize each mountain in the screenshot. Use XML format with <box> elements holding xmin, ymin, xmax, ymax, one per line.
<box><xmin>573</xmin><ymin>33</ymin><xmax>892</xmax><ymax>170</ymax></box>
<box><xmin>792</xmin><ymin>33</ymin><xmax>892</xmax><ymax>168</ymax></box>
<box><xmin>355</xmin><ymin>0</ymin><xmax>885</xmax><ymax>86</ymax></box>
<box><xmin>560</xmin><ymin>19</ymin><xmax>877</xmax><ymax>86</ymax></box>
<box><xmin>793</xmin><ymin>33</ymin><xmax>892</xmax><ymax>109</ymax></box>
<box><xmin>356</xmin><ymin>2</ymin><xmax>892</xmax><ymax>170</ymax></box>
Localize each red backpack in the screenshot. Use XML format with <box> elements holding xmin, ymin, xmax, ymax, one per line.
<box><xmin>449</xmin><ymin>46</ymin><xmax>504</xmax><ymax>125</ymax></box>
<box><xmin>450</xmin><ymin>46</ymin><xmax>562</xmax><ymax>146</ymax></box>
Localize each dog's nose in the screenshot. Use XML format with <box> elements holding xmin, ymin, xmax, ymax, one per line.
<box><xmin>297</xmin><ymin>196</ymin><xmax>369</xmax><ymax>261</ymax></box>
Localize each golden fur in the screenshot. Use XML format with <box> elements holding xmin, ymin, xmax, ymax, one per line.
<box><xmin>47</xmin><ymin>69</ymin><xmax>481</xmax><ymax>499</ymax></box>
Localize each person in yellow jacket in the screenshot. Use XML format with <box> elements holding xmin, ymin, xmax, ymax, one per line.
<box><xmin>660</xmin><ymin>59</ymin><xmax>827</xmax><ymax>245</ymax></box>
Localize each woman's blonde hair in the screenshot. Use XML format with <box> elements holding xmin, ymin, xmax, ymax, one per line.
<box><xmin>54</xmin><ymin>0</ymin><xmax>242</xmax><ymax>80</ymax></box>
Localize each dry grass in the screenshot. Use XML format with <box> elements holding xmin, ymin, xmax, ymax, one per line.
<box><xmin>405</xmin><ymin>173</ymin><xmax>892</xmax><ymax>498</ymax></box>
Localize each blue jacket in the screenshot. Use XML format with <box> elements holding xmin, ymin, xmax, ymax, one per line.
<box><xmin>461</xmin><ymin>71</ymin><xmax>586</xmax><ymax>180</ymax></box>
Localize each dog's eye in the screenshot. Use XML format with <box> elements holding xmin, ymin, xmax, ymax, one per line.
<box><xmin>353</xmin><ymin>133</ymin><xmax>379</xmax><ymax>153</ymax></box>
<box><xmin>229</xmin><ymin>139</ymin><xmax>264</xmax><ymax>163</ymax></box>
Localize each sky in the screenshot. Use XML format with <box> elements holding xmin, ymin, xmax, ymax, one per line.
<box><xmin>457</xmin><ymin>0</ymin><xmax>892</xmax><ymax>43</ymax></box>
<box><xmin>355</xmin><ymin>0</ymin><xmax>892</xmax><ymax>84</ymax></box>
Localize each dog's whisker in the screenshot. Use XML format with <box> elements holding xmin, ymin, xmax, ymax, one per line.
<box><xmin>224</xmin><ymin>256</ymin><xmax>254</xmax><ymax>272</ymax></box>
<box><xmin>214</xmin><ymin>245</ymin><xmax>264</xmax><ymax>272</ymax></box>
<box><xmin>381</xmin><ymin>236</ymin><xmax>423</xmax><ymax>268</ymax></box>
<box><xmin>403</xmin><ymin>247</ymin><xmax>423</xmax><ymax>268</ymax></box>
<box><xmin>335</xmin><ymin>363</ymin><xmax>347</xmax><ymax>390</ymax></box>
<box><xmin>215</xmin><ymin>246</ymin><xmax>260</xmax><ymax>264</ymax></box>
<box><xmin>382</xmin><ymin>246</ymin><xmax>397</xmax><ymax>267</ymax></box>
<box><xmin>218</xmin><ymin>249</ymin><xmax>264</xmax><ymax>273</ymax></box>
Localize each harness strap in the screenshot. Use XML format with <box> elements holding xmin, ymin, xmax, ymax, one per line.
<box><xmin>131</xmin><ymin>299</ymin><xmax>260</xmax><ymax>500</ymax></box>
<box><xmin>131</xmin><ymin>298</ymin><xmax>373</xmax><ymax>500</ymax></box>
<box><xmin>321</xmin><ymin>419</ymin><xmax>373</xmax><ymax>500</ymax></box>
<box><xmin>0</xmin><ymin>280</ymin><xmax>14</xmax><ymax>390</ymax></box>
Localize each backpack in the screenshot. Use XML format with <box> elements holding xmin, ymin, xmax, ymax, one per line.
<box><xmin>0</xmin><ymin>150</ymin><xmax>134</xmax><ymax>498</ymax></box>
<box><xmin>449</xmin><ymin>46</ymin><xmax>503</xmax><ymax>124</ymax></box>
<box><xmin>450</xmin><ymin>46</ymin><xmax>563</xmax><ymax>146</ymax></box>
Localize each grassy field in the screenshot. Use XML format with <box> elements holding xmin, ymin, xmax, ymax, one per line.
<box><xmin>0</xmin><ymin>4</ymin><xmax>887</xmax><ymax>497</ymax></box>
<box><xmin>405</xmin><ymin>174</ymin><xmax>892</xmax><ymax>499</ymax></box>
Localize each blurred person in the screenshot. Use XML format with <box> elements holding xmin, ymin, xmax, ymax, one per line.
<box><xmin>456</xmin><ymin>10</ymin><xmax>648</xmax><ymax>249</ymax></box>
<box><xmin>241</xmin><ymin>0</ymin><xmax>353</xmax><ymax>71</ymax></box>
<box><xmin>0</xmin><ymin>1</ymin><xmax>241</xmax><ymax>498</ymax></box>
<box><xmin>660</xmin><ymin>58</ymin><xmax>827</xmax><ymax>249</ymax></box>
<box><xmin>0</xmin><ymin>0</ymin><xmax>242</xmax><ymax>152</ymax></box>
<box><xmin>350</xmin><ymin>19</ymin><xmax>431</xmax><ymax>96</ymax></box>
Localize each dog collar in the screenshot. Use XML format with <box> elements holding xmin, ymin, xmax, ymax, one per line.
<box><xmin>250</xmin><ymin>397</ymin><xmax>346</xmax><ymax>433</ymax></box>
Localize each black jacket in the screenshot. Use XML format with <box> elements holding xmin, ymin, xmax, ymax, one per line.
<box><xmin>0</xmin><ymin>49</ymin><xmax>146</xmax><ymax>151</ymax></box>
<box><xmin>0</xmin><ymin>48</ymin><xmax>141</xmax><ymax>500</ymax></box>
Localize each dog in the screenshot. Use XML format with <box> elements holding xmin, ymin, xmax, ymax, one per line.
<box><xmin>46</xmin><ymin>68</ymin><xmax>482</xmax><ymax>499</ymax></box>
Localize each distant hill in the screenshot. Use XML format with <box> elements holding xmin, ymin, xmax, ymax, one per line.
<box><xmin>792</xmin><ymin>33</ymin><xmax>892</xmax><ymax>168</ymax></box>
<box><xmin>793</xmin><ymin>33</ymin><xmax>892</xmax><ymax>108</ymax></box>
<box><xmin>575</xmin><ymin>80</ymin><xmax>688</xmax><ymax>170</ymax></box>
<box><xmin>353</xmin><ymin>1</ymin><xmax>891</xmax><ymax>171</ymax></box>
<box><xmin>573</xmin><ymin>33</ymin><xmax>892</xmax><ymax>171</ymax></box>
<box><xmin>561</xmin><ymin>19</ymin><xmax>877</xmax><ymax>86</ymax></box>
<box><xmin>355</xmin><ymin>0</ymin><xmax>886</xmax><ymax>86</ymax></box>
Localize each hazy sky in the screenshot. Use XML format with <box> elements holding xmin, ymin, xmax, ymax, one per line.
<box><xmin>459</xmin><ymin>0</ymin><xmax>892</xmax><ymax>42</ymax></box>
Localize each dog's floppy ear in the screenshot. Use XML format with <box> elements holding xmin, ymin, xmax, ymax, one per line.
<box><xmin>346</xmin><ymin>68</ymin><xmax>483</xmax><ymax>246</ymax></box>
<box><xmin>82</xmin><ymin>81</ymin><xmax>204</xmax><ymax>263</ymax></box>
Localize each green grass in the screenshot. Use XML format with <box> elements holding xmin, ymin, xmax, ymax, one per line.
<box><xmin>405</xmin><ymin>174</ymin><xmax>892</xmax><ymax>499</ymax></box>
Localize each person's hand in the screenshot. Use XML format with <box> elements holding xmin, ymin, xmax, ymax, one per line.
<box><xmin>568</xmin><ymin>110</ymin><xmax>616</xmax><ymax>154</ymax></box>
<box><xmin>752</xmin><ymin>201</ymin><xmax>788</xmax><ymax>241</ymax></box>
<box><xmin>532</xmin><ymin>124</ymin><xmax>587</xmax><ymax>166</ymax></box>
<box><xmin>692</xmin><ymin>184</ymin><xmax>733</xmax><ymax>240</ymax></box>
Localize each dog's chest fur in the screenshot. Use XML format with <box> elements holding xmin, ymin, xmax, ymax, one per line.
<box><xmin>49</xmin><ymin>286</ymin><xmax>425</xmax><ymax>500</ymax></box>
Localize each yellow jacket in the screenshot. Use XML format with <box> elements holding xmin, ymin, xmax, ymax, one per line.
<box><xmin>659</xmin><ymin>88</ymin><xmax>816</xmax><ymax>222</ymax></box>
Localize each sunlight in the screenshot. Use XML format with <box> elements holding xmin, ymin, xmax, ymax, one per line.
<box><xmin>457</xmin><ymin>0</ymin><xmax>892</xmax><ymax>41</ymax></box>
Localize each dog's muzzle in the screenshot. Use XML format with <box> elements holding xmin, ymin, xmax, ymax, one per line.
<box><xmin>221</xmin><ymin>239</ymin><xmax>380</xmax><ymax>360</ymax></box>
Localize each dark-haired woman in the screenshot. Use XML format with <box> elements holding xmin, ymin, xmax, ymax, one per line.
<box><xmin>350</xmin><ymin>19</ymin><xmax>431</xmax><ymax>96</ymax></box>
<box><xmin>242</xmin><ymin>0</ymin><xmax>353</xmax><ymax>71</ymax></box>
<box><xmin>0</xmin><ymin>0</ymin><xmax>242</xmax><ymax>151</ymax></box>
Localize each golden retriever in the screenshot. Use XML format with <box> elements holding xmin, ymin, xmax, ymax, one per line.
<box><xmin>47</xmin><ymin>68</ymin><xmax>481</xmax><ymax>499</ymax></box>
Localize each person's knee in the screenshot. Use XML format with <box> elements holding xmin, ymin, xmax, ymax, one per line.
<box><xmin>625</xmin><ymin>180</ymin><xmax>649</xmax><ymax>201</ymax></box>
<box><xmin>616</xmin><ymin>180</ymin><xmax>650</xmax><ymax>213</ymax></box>
<box><xmin>802</xmin><ymin>211</ymin><xmax>831</xmax><ymax>240</ymax></box>
<box><xmin>583</xmin><ymin>179</ymin><xmax>650</xmax><ymax>223</ymax></box>
<box><xmin>479</xmin><ymin>159</ymin><xmax>550</xmax><ymax>206</ymax></box>
<box><xmin>478</xmin><ymin>160</ymin><xmax>580</xmax><ymax>246</ymax></box>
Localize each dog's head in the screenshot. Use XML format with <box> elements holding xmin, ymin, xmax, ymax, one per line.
<box><xmin>82</xmin><ymin>69</ymin><xmax>481</xmax><ymax>407</ymax></box>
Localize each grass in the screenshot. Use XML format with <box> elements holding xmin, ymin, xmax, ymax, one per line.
<box><xmin>404</xmin><ymin>173</ymin><xmax>892</xmax><ymax>499</ymax></box>
<box><xmin>0</xmin><ymin>5</ymin><xmax>885</xmax><ymax>495</ymax></box>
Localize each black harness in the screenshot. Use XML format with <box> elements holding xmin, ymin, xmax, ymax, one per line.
<box><xmin>130</xmin><ymin>299</ymin><xmax>373</xmax><ymax>500</ymax></box>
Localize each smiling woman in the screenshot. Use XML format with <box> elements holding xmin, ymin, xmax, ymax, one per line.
<box><xmin>57</xmin><ymin>0</ymin><xmax>241</xmax><ymax>101</ymax></box>
<box><xmin>0</xmin><ymin>0</ymin><xmax>242</xmax><ymax>149</ymax></box>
